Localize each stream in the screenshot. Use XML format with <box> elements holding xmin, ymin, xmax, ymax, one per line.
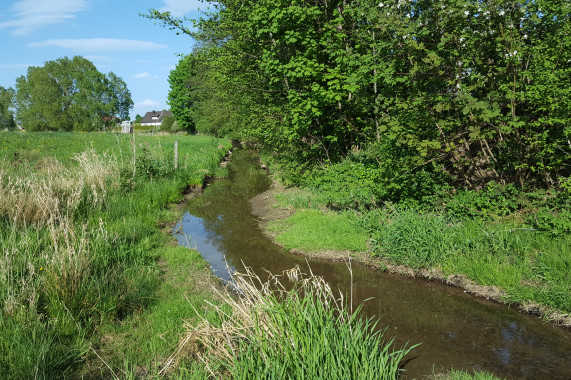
<box><xmin>174</xmin><ymin>149</ymin><xmax>571</xmax><ymax>379</ymax></box>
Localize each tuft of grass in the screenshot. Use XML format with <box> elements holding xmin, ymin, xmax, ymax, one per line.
<box><xmin>428</xmin><ymin>368</ymin><xmax>504</xmax><ymax>380</ymax></box>
<box><xmin>164</xmin><ymin>266</ymin><xmax>418</xmax><ymax>379</ymax></box>
<box><xmin>367</xmin><ymin>209</ymin><xmax>571</xmax><ymax>313</ymax></box>
<box><xmin>269</xmin><ymin>209</ymin><xmax>369</xmax><ymax>252</ymax></box>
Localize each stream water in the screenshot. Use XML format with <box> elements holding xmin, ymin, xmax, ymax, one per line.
<box><xmin>174</xmin><ymin>149</ymin><xmax>571</xmax><ymax>379</ymax></box>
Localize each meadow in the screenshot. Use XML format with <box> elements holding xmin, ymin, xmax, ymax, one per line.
<box><xmin>0</xmin><ymin>131</ymin><xmax>231</xmax><ymax>378</ymax></box>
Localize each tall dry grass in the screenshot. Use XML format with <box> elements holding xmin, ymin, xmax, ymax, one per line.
<box><xmin>0</xmin><ymin>149</ymin><xmax>118</xmax><ymax>226</ymax></box>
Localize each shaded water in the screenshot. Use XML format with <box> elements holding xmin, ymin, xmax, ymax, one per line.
<box><xmin>174</xmin><ymin>149</ymin><xmax>571</xmax><ymax>379</ymax></box>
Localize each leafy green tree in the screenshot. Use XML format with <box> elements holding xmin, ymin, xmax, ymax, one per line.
<box><xmin>0</xmin><ymin>86</ymin><xmax>16</xmax><ymax>130</ymax></box>
<box><xmin>134</xmin><ymin>114</ymin><xmax>143</xmax><ymax>123</ymax></box>
<box><xmin>159</xmin><ymin>114</ymin><xmax>180</xmax><ymax>132</ymax></box>
<box><xmin>14</xmin><ymin>56</ymin><xmax>133</xmax><ymax>131</ymax></box>
<box><xmin>147</xmin><ymin>0</ymin><xmax>571</xmax><ymax>193</ymax></box>
<box><xmin>168</xmin><ymin>55</ymin><xmax>196</xmax><ymax>133</ymax></box>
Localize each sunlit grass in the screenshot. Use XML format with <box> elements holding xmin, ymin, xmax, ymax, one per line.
<box><xmin>429</xmin><ymin>369</ymin><xmax>504</xmax><ymax>380</ymax></box>
<box><xmin>271</xmin><ymin>188</ymin><xmax>571</xmax><ymax>316</ymax></box>
<box><xmin>165</xmin><ymin>266</ymin><xmax>418</xmax><ymax>379</ymax></box>
<box><xmin>269</xmin><ymin>209</ymin><xmax>369</xmax><ymax>252</ymax></box>
<box><xmin>0</xmin><ymin>131</ymin><xmax>231</xmax><ymax>378</ymax></box>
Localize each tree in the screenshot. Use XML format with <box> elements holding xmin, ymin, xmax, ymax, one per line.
<box><xmin>168</xmin><ymin>54</ymin><xmax>196</xmax><ymax>133</ymax></box>
<box><xmin>134</xmin><ymin>114</ymin><xmax>143</xmax><ymax>123</ymax></box>
<box><xmin>14</xmin><ymin>56</ymin><xmax>133</xmax><ymax>131</ymax></box>
<box><xmin>0</xmin><ymin>86</ymin><xmax>16</xmax><ymax>130</ymax></box>
<box><xmin>160</xmin><ymin>114</ymin><xmax>181</xmax><ymax>132</ymax></box>
<box><xmin>147</xmin><ymin>0</ymin><xmax>571</xmax><ymax>191</ymax></box>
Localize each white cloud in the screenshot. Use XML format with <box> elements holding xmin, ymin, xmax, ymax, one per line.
<box><xmin>0</xmin><ymin>63</ymin><xmax>33</xmax><ymax>68</ymax></box>
<box><xmin>160</xmin><ymin>0</ymin><xmax>203</xmax><ymax>17</ymax></box>
<box><xmin>0</xmin><ymin>0</ymin><xmax>89</xmax><ymax>35</ymax></box>
<box><xmin>135</xmin><ymin>99</ymin><xmax>161</xmax><ymax>108</ymax></box>
<box><xmin>28</xmin><ymin>39</ymin><xmax>168</xmax><ymax>52</ymax></box>
<box><xmin>134</xmin><ymin>72</ymin><xmax>150</xmax><ymax>79</ymax></box>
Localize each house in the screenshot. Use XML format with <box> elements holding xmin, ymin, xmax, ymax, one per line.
<box><xmin>140</xmin><ymin>110</ymin><xmax>172</xmax><ymax>126</ymax></box>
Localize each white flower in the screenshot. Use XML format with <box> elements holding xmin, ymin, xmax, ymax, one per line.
<box><xmin>379</xmin><ymin>2</ymin><xmax>384</xmax><ymax>7</ymax></box>
<box><xmin>523</xmin><ymin>34</ymin><xmax>528</xmax><ymax>39</ymax></box>
<box><xmin>499</xmin><ymin>10</ymin><xmax>505</xmax><ymax>16</ymax></box>
<box><xmin>464</xmin><ymin>11</ymin><xmax>469</xmax><ymax>16</ymax></box>
<box><xmin>513</xmin><ymin>50</ymin><xmax>517</xmax><ymax>55</ymax></box>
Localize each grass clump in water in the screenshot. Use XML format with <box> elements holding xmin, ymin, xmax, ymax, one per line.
<box><xmin>429</xmin><ymin>369</ymin><xmax>504</xmax><ymax>380</ymax></box>
<box><xmin>164</xmin><ymin>266</ymin><xmax>418</xmax><ymax>379</ymax></box>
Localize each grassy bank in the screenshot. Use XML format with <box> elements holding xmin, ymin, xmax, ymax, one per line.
<box><xmin>265</xmin><ymin>160</ymin><xmax>571</xmax><ymax>325</ymax></box>
<box><xmin>0</xmin><ymin>131</ymin><xmax>231</xmax><ymax>378</ymax></box>
<box><xmin>0</xmin><ymin>132</ymin><xmax>506</xmax><ymax>379</ymax></box>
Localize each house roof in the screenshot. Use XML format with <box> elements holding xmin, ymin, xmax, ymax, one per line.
<box><xmin>140</xmin><ymin>110</ymin><xmax>172</xmax><ymax>124</ymax></box>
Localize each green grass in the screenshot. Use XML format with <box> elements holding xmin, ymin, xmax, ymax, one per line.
<box><xmin>270</xmin><ymin>189</ymin><xmax>571</xmax><ymax>316</ymax></box>
<box><xmin>0</xmin><ymin>131</ymin><xmax>226</xmax><ymax>182</ymax></box>
<box><xmin>268</xmin><ymin>209</ymin><xmax>369</xmax><ymax>252</ymax></box>
<box><xmin>365</xmin><ymin>209</ymin><xmax>571</xmax><ymax>313</ymax></box>
<box><xmin>428</xmin><ymin>369</ymin><xmax>504</xmax><ymax>380</ymax></box>
<box><xmin>172</xmin><ymin>266</ymin><xmax>418</xmax><ymax>379</ymax></box>
<box><xmin>0</xmin><ymin>131</ymin><xmax>231</xmax><ymax>378</ymax></box>
<box><xmin>86</xmin><ymin>246</ymin><xmax>224</xmax><ymax>378</ymax></box>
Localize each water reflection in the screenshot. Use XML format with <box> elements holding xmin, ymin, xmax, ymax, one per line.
<box><xmin>174</xmin><ymin>149</ymin><xmax>571</xmax><ymax>379</ymax></box>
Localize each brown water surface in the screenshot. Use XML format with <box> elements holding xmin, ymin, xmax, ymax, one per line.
<box><xmin>174</xmin><ymin>149</ymin><xmax>571</xmax><ymax>379</ymax></box>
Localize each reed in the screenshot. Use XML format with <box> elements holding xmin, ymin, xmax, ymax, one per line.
<box><xmin>164</xmin><ymin>266</ymin><xmax>417</xmax><ymax>379</ymax></box>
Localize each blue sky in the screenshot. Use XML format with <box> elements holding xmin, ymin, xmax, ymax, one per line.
<box><xmin>0</xmin><ymin>0</ymin><xmax>205</xmax><ymax>119</ymax></box>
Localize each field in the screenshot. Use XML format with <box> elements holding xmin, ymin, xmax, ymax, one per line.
<box><xmin>0</xmin><ymin>131</ymin><xmax>231</xmax><ymax>378</ymax></box>
<box><xmin>0</xmin><ymin>131</ymin><xmax>506</xmax><ymax>379</ymax></box>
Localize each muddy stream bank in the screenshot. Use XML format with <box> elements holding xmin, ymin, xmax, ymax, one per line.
<box><xmin>174</xmin><ymin>149</ymin><xmax>571</xmax><ymax>379</ymax></box>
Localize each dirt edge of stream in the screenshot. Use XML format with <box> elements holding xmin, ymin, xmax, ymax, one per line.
<box><xmin>249</xmin><ymin>180</ymin><xmax>571</xmax><ymax>328</ymax></box>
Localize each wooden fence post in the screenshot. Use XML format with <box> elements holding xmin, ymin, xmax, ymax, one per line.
<box><xmin>174</xmin><ymin>140</ymin><xmax>178</xmax><ymax>170</ymax></box>
<box><xmin>132</xmin><ymin>132</ymin><xmax>136</xmax><ymax>178</ymax></box>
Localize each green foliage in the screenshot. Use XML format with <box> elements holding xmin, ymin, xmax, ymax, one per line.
<box><xmin>168</xmin><ymin>54</ymin><xmax>196</xmax><ymax>133</ymax></box>
<box><xmin>0</xmin><ymin>86</ymin><xmax>16</xmax><ymax>130</ymax></box>
<box><xmin>443</xmin><ymin>183</ymin><xmax>522</xmax><ymax>218</ymax></box>
<box><xmin>14</xmin><ymin>56</ymin><xmax>133</xmax><ymax>131</ymax></box>
<box><xmin>159</xmin><ymin>114</ymin><xmax>178</xmax><ymax>132</ymax></box>
<box><xmin>300</xmin><ymin>149</ymin><xmax>448</xmax><ymax>209</ymax></box>
<box><xmin>149</xmin><ymin>0</ymin><xmax>571</xmax><ymax>193</ymax></box>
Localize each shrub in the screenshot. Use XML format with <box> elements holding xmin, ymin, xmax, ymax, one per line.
<box><xmin>160</xmin><ymin>115</ymin><xmax>181</xmax><ymax>133</ymax></box>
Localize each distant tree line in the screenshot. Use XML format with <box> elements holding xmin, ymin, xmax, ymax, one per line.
<box><xmin>151</xmin><ymin>0</ymin><xmax>570</xmax><ymax>192</ymax></box>
<box><xmin>0</xmin><ymin>56</ymin><xmax>133</xmax><ymax>132</ymax></box>
<box><xmin>0</xmin><ymin>86</ymin><xmax>15</xmax><ymax>130</ymax></box>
